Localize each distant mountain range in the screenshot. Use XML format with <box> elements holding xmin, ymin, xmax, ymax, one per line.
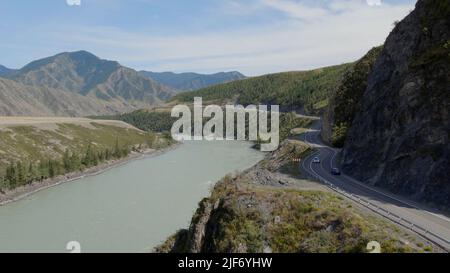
<box><xmin>0</xmin><ymin>51</ymin><xmax>245</xmax><ymax>116</ymax></box>
<box><xmin>0</xmin><ymin>65</ymin><xmax>16</xmax><ymax>77</ymax></box>
<box><xmin>139</xmin><ymin>71</ymin><xmax>246</xmax><ymax>91</ymax></box>
<box><xmin>7</xmin><ymin>51</ymin><xmax>175</xmax><ymax>102</ymax></box>
<box><xmin>0</xmin><ymin>77</ymin><xmax>122</xmax><ymax>116</ymax></box>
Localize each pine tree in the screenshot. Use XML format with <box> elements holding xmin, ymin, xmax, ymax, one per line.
<box><xmin>83</xmin><ymin>143</ymin><xmax>93</xmax><ymax>167</ymax></box>
<box><xmin>114</xmin><ymin>137</ymin><xmax>121</xmax><ymax>158</ymax></box>
<box><xmin>38</xmin><ymin>160</ymin><xmax>47</xmax><ymax>180</ymax></box>
<box><xmin>70</xmin><ymin>152</ymin><xmax>81</xmax><ymax>171</ymax></box>
<box><xmin>63</xmin><ymin>149</ymin><xmax>71</xmax><ymax>172</ymax></box>
<box><xmin>6</xmin><ymin>162</ymin><xmax>17</xmax><ymax>189</ymax></box>
<box><xmin>16</xmin><ymin>162</ymin><xmax>25</xmax><ymax>185</ymax></box>
<box><xmin>27</xmin><ymin>162</ymin><xmax>34</xmax><ymax>184</ymax></box>
<box><xmin>48</xmin><ymin>160</ymin><xmax>55</xmax><ymax>178</ymax></box>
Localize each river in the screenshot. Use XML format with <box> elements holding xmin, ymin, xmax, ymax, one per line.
<box><xmin>0</xmin><ymin>140</ymin><xmax>264</xmax><ymax>253</ymax></box>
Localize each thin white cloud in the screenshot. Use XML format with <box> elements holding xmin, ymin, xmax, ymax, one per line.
<box><xmin>260</xmin><ymin>0</ymin><xmax>388</xmax><ymax>20</ymax></box>
<box><xmin>261</xmin><ymin>0</ymin><xmax>328</xmax><ymax>20</ymax></box>
<box><xmin>22</xmin><ymin>0</ymin><xmax>415</xmax><ymax>75</ymax></box>
<box><xmin>66</xmin><ymin>0</ymin><xmax>81</xmax><ymax>6</ymax></box>
<box><xmin>221</xmin><ymin>0</ymin><xmax>266</xmax><ymax>15</ymax></box>
<box><xmin>367</xmin><ymin>0</ymin><xmax>382</xmax><ymax>6</ymax></box>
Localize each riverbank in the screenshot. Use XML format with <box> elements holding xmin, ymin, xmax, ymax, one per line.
<box><xmin>156</xmin><ymin>139</ymin><xmax>439</xmax><ymax>253</ymax></box>
<box><xmin>0</xmin><ymin>139</ymin><xmax>264</xmax><ymax>252</ymax></box>
<box><xmin>0</xmin><ymin>142</ymin><xmax>181</xmax><ymax>206</ymax></box>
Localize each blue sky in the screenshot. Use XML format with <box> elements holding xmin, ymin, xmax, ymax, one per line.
<box><xmin>0</xmin><ymin>0</ymin><xmax>416</xmax><ymax>76</ymax></box>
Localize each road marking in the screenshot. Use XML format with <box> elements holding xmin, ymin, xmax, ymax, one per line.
<box><xmin>330</xmin><ymin>150</ymin><xmax>337</xmax><ymax>170</ymax></box>
<box><xmin>310</xmin><ymin>130</ymin><xmax>450</xmax><ymax>225</ymax></box>
<box><xmin>299</xmin><ymin>127</ymin><xmax>450</xmax><ymax>248</ymax></box>
<box><xmin>303</xmin><ymin>149</ymin><xmax>450</xmax><ymax>247</ymax></box>
<box><xmin>304</xmin><ymin>126</ymin><xmax>450</xmax><ymax>228</ymax></box>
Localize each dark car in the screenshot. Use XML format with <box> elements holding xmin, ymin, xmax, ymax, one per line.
<box><xmin>331</xmin><ymin>168</ymin><xmax>341</xmax><ymax>175</ymax></box>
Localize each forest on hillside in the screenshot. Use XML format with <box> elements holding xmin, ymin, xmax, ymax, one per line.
<box><xmin>171</xmin><ymin>64</ymin><xmax>352</xmax><ymax>114</ymax></box>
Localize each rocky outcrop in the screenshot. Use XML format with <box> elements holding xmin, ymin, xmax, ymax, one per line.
<box><xmin>0</xmin><ymin>76</ymin><xmax>170</xmax><ymax>117</ymax></box>
<box><xmin>0</xmin><ymin>77</ymin><xmax>117</xmax><ymax>116</ymax></box>
<box><xmin>341</xmin><ymin>0</ymin><xmax>450</xmax><ymax>209</ymax></box>
<box><xmin>322</xmin><ymin>47</ymin><xmax>382</xmax><ymax>147</ymax></box>
<box><xmin>156</xmin><ymin>174</ymin><xmax>430</xmax><ymax>253</ymax></box>
<box><xmin>155</xmin><ymin>142</ymin><xmax>429</xmax><ymax>253</ymax></box>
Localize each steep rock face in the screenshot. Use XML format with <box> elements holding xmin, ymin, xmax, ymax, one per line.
<box><xmin>91</xmin><ymin>66</ymin><xmax>174</xmax><ymax>104</ymax></box>
<box><xmin>4</xmin><ymin>51</ymin><xmax>176</xmax><ymax>114</ymax></box>
<box><xmin>341</xmin><ymin>0</ymin><xmax>450</xmax><ymax>208</ymax></box>
<box><xmin>0</xmin><ymin>77</ymin><xmax>120</xmax><ymax>116</ymax></box>
<box><xmin>0</xmin><ymin>76</ymin><xmax>169</xmax><ymax>117</ymax></box>
<box><xmin>322</xmin><ymin>47</ymin><xmax>382</xmax><ymax>146</ymax></box>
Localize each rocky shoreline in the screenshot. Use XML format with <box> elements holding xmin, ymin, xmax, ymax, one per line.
<box><xmin>0</xmin><ymin>142</ymin><xmax>180</xmax><ymax>206</ymax></box>
<box><xmin>156</xmin><ymin>139</ymin><xmax>439</xmax><ymax>253</ymax></box>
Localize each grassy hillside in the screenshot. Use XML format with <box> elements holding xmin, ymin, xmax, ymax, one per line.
<box><xmin>0</xmin><ymin>118</ymin><xmax>173</xmax><ymax>191</ymax></box>
<box><xmin>157</xmin><ymin>141</ymin><xmax>431</xmax><ymax>253</ymax></box>
<box><xmin>192</xmin><ymin>180</ymin><xmax>420</xmax><ymax>253</ymax></box>
<box><xmin>170</xmin><ymin>64</ymin><xmax>352</xmax><ymax>114</ymax></box>
<box><xmin>139</xmin><ymin>71</ymin><xmax>246</xmax><ymax>91</ymax></box>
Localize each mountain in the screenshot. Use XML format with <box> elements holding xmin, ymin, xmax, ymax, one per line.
<box><xmin>0</xmin><ymin>51</ymin><xmax>177</xmax><ymax>116</ymax></box>
<box><xmin>139</xmin><ymin>71</ymin><xmax>246</xmax><ymax>92</ymax></box>
<box><xmin>0</xmin><ymin>77</ymin><xmax>137</xmax><ymax>116</ymax></box>
<box><xmin>0</xmin><ymin>65</ymin><xmax>16</xmax><ymax>77</ymax></box>
<box><xmin>340</xmin><ymin>0</ymin><xmax>450</xmax><ymax>208</ymax></box>
<box><xmin>170</xmin><ymin>64</ymin><xmax>351</xmax><ymax>114</ymax></box>
<box><xmin>322</xmin><ymin>46</ymin><xmax>383</xmax><ymax>147</ymax></box>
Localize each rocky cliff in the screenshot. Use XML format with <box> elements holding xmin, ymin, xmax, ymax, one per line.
<box><xmin>0</xmin><ymin>77</ymin><xmax>117</xmax><ymax>116</ymax></box>
<box><xmin>341</xmin><ymin>0</ymin><xmax>450</xmax><ymax>209</ymax></box>
<box><xmin>322</xmin><ymin>46</ymin><xmax>382</xmax><ymax>147</ymax></box>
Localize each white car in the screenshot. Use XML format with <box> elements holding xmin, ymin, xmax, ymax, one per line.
<box><xmin>312</xmin><ymin>157</ymin><xmax>320</xmax><ymax>163</ymax></box>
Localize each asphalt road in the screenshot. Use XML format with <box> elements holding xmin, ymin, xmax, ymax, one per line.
<box><xmin>299</xmin><ymin>121</ymin><xmax>450</xmax><ymax>252</ymax></box>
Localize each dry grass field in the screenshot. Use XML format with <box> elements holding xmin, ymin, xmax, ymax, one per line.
<box><xmin>0</xmin><ymin>117</ymin><xmax>139</xmax><ymax>130</ymax></box>
<box><xmin>0</xmin><ymin>117</ymin><xmax>172</xmax><ymax>169</ymax></box>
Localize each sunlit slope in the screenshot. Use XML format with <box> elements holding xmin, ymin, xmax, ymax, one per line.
<box><xmin>171</xmin><ymin>64</ymin><xmax>351</xmax><ymax>114</ymax></box>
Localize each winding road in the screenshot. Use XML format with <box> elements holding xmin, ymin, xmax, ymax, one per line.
<box><xmin>299</xmin><ymin>121</ymin><xmax>450</xmax><ymax>252</ymax></box>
